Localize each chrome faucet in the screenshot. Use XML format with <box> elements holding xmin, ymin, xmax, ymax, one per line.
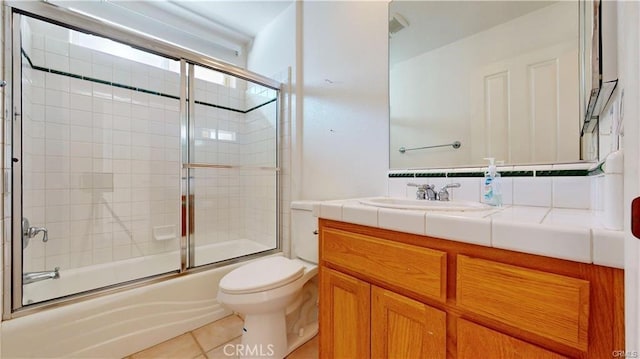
<box><xmin>22</xmin><ymin>218</ymin><xmax>48</xmax><ymax>250</ymax></box>
<box><xmin>407</xmin><ymin>183</ymin><xmax>437</xmax><ymax>200</ymax></box>
<box><xmin>437</xmin><ymin>183</ymin><xmax>461</xmax><ymax>201</ymax></box>
<box><xmin>408</xmin><ymin>182</ymin><xmax>461</xmax><ymax>201</ymax></box>
<box><xmin>23</xmin><ymin>267</ymin><xmax>60</xmax><ymax>285</ymax></box>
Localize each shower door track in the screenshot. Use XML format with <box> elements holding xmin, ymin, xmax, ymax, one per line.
<box><xmin>3</xmin><ymin>2</ymin><xmax>283</xmax><ymax>319</ymax></box>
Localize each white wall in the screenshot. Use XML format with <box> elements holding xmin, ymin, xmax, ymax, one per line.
<box><xmin>247</xmin><ymin>2</ymin><xmax>297</xmax><ymax>255</ymax></box>
<box><xmin>300</xmin><ymin>1</ymin><xmax>389</xmax><ymax>200</ymax></box>
<box><xmin>247</xmin><ymin>3</ymin><xmax>296</xmax><ymax>79</ymax></box>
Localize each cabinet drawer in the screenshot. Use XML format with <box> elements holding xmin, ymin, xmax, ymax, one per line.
<box><xmin>457</xmin><ymin>319</ymin><xmax>567</xmax><ymax>359</ymax></box>
<box><xmin>321</xmin><ymin>228</ymin><xmax>446</xmax><ymax>302</ymax></box>
<box><xmin>457</xmin><ymin>255</ymin><xmax>589</xmax><ymax>351</ymax></box>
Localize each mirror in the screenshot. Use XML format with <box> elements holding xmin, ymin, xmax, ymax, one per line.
<box><xmin>389</xmin><ymin>1</ymin><xmax>593</xmax><ymax>169</ymax></box>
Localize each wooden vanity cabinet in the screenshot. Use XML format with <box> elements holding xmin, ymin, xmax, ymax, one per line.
<box><xmin>320</xmin><ymin>267</ymin><xmax>446</xmax><ymax>359</ymax></box>
<box><xmin>318</xmin><ymin>219</ymin><xmax>625</xmax><ymax>359</ymax></box>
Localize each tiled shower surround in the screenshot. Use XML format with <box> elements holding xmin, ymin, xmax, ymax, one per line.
<box><xmin>20</xmin><ymin>18</ymin><xmax>279</xmax><ymax>274</ymax></box>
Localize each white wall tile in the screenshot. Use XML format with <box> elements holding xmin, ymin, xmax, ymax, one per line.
<box><xmin>92</xmin><ymin>64</ymin><xmax>112</xmax><ymax>82</ymax></box>
<box><xmin>70</xmin><ymin>44</ymin><xmax>92</xmax><ymax>61</ymax></box>
<box><xmin>70</xmin><ymin>58</ymin><xmax>92</xmax><ymax>78</ymax></box>
<box><xmin>69</xmin><ymin>78</ymin><xmax>92</xmax><ymax>96</ymax></box>
<box><xmin>512</xmin><ymin>177</ymin><xmax>552</xmax><ymax>207</ymax></box>
<box><xmin>30</xmin><ymin>49</ymin><xmax>45</xmax><ymax>67</ymax></box>
<box><xmin>45</xmin><ymin>52</ymin><xmax>69</xmax><ymax>72</ymax></box>
<box><xmin>552</xmin><ymin>177</ymin><xmax>591</xmax><ymax>209</ymax></box>
<box><xmin>32</xmin><ymin>33</ymin><xmax>45</xmax><ymax>50</ymax></box>
<box><xmin>45</xmin><ymin>73</ymin><xmax>69</xmax><ymax>92</ymax></box>
<box><xmin>69</xmin><ymin>109</ymin><xmax>92</xmax><ymax>127</ymax></box>
<box><xmin>591</xmin><ymin>175</ymin><xmax>604</xmax><ymax>211</ymax></box>
<box><xmin>388</xmin><ymin>178</ymin><xmax>408</xmax><ymax>197</ymax></box>
<box><xmin>45</xmin><ymin>123</ymin><xmax>69</xmax><ymax>141</ymax></box>
<box><xmin>45</xmin><ymin>89</ymin><xmax>70</xmax><ymax>109</ymax></box>
<box><xmin>449</xmin><ymin>178</ymin><xmax>479</xmax><ymax>202</ymax></box>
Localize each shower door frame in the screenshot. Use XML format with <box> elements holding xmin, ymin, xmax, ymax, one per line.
<box><xmin>3</xmin><ymin>2</ymin><xmax>283</xmax><ymax>319</ymax></box>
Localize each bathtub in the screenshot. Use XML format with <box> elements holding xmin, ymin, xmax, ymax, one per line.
<box><xmin>2</xmin><ymin>239</ymin><xmax>276</xmax><ymax>358</ymax></box>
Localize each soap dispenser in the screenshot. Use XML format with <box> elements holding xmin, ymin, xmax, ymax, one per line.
<box><xmin>482</xmin><ymin>158</ymin><xmax>502</xmax><ymax>206</ymax></box>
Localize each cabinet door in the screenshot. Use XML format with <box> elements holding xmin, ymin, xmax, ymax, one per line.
<box><xmin>319</xmin><ymin>267</ymin><xmax>371</xmax><ymax>359</ymax></box>
<box><xmin>372</xmin><ymin>286</ymin><xmax>446</xmax><ymax>359</ymax></box>
<box><xmin>457</xmin><ymin>319</ymin><xmax>567</xmax><ymax>359</ymax></box>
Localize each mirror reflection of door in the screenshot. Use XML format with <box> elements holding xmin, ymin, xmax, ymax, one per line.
<box><xmin>470</xmin><ymin>41</ymin><xmax>579</xmax><ymax>164</ymax></box>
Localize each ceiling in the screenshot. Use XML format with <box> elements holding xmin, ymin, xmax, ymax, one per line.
<box><xmin>47</xmin><ymin>0</ymin><xmax>292</xmax><ymax>65</ymax></box>
<box><xmin>390</xmin><ymin>1</ymin><xmax>557</xmax><ymax>65</ymax></box>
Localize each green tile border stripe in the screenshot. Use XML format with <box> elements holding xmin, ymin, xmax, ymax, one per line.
<box><xmin>21</xmin><ymin>48</ymin><xmax>276</xmax><ymax>114</ymax></box>
<box><xmin>446</xmin><ymin>172</ymin><xmax>484</xmax><ymax>178</ymax></box>
<box><xmin>389</xmin><ymin>169</ymin><xmax>592</xmax><ymax>178</ymax></box>
<box><xmin>501</xmin><ymin>170</ymin><xmax>534</xmax><ymax>177</ymax></box>
<box><xmin>588</xmin><ymin>165</ymin><xmax>604</xmax><ymax>176</ymax></box>
<box><xmin>535</xmin><ymin>169</ymin><xmax>590</xmax><ymax>177</ymax></box>
<box><xmin>245</xmin><ymin>98</ymin><xmax>277</xmax><ymax>113</ymax></box>
<box><xmin>414</xmin><ymin>172</ymin><xmax>447</xmax><ymax>178</ymax></box>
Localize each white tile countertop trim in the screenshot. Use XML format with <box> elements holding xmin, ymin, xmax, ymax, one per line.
<box><xmin>314</xmin><ymin>198</ymin><xmax>623</xmax><ymax>269</ymax></box>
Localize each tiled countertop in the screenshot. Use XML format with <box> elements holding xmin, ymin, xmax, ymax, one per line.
<box><xmin>314</xmin><ymin>198</ymin><xmax>624</xmax><ymax>269</ymax></box>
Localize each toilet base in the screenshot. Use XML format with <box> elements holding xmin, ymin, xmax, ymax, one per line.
<box><xmin>241</xmin><ymin>311</ymin><xmax>287</xmax><ymax>359</ymax></box>
<box><xmin>239</xmin><ymin>312</ymin><xmax>318</xmax><ymax>359</ymax></box>
<box><xmin>286</xmin><ymin>321</ymin><xmax>318</xmax><ymax>355</ymax></box>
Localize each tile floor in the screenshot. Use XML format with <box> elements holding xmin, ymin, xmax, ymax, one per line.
<box><xmin>125</xmin><ymin>315</ymin><xmax>318</xmax><ymax>359</ymax></box>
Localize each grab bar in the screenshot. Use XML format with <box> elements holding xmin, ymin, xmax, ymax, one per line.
<box><xmin>399</xmin><ymin>141</ymin><xmax>461</xmax><ymax>154</ymax></box>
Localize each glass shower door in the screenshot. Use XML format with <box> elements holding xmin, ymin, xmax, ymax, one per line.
<box><xmin>187</xmin><ymin>64</ymin><xmax>279</xmax><ymax>267</ymax></box>
<box><xmin>16</xmin><ymin>14</ymin><xmax>182</xmax><ymax>305</ymax></box>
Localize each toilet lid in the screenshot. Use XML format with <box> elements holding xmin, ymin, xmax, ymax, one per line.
<box><xmin>219</xmin><ymin>256</ymin><xmax>304</xmax><ymax>294</ymax></box>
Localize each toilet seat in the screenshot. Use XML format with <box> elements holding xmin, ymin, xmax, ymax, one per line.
<box><xmin>219</xmin><ymin>256</ymin><xmax>304</xmax><ymax>294</ymax></box>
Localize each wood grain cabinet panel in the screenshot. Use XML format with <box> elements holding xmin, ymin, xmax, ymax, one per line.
<box><xmin>319</xmin><ymin>267</ymin><xmax>370</xmax><ymax>359</ymax></box>
<box><xmin>321</xmin><ymin>228</ymin><xmax>446</xmax><ymax>301</ymax></box>
<box><xmin>456</xmin><ymin>255</ymin><xmax>590</xmax><ymax>351</ymax></box>
<box><xmin>457</xmin><ymin>319</ymin><xmax>568</xmax><ymax>359</ymax></box>
<box><xmin>372</xmin><ymin>286</ymin><xmax>446</xmax><ymax>359</ymax></box>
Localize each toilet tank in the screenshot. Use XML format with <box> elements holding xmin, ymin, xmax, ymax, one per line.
<box><xmin>291</xmin><ymin>201</ymin><xmax>319</xmax><ymax>264</ymax></box>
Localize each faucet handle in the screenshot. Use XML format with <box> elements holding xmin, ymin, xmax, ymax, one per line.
<box><xmin>440</xmin><ymin>183</ymin><xmax>461</xmax><ymax>190</ymax></box>
<box><xmin>22</xmin><ymin>218</ymin><xmax>49</xmax><ymax>246</ymax></box>
<box><xmin>438</xmin><ymin>183</ymin><xmax>461</xmax><ymax>201</ymax></box>
<box><xmin>407</xmin><ymin>183</ymin><xmax>428</xmax><ymax>199</ymax></box>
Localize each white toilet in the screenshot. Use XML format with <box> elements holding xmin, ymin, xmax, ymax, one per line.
<box><xmin>217</xmin><ymin>201</ymin><xmax>319</xmax><ymax>359</ymax></box>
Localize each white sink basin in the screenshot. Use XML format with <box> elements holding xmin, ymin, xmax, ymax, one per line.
<box><xmin>359</xmin><ymin>197</ymin><xmax>492</xmax><ymax>211</ymax></box>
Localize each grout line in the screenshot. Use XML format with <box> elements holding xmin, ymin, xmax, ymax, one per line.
<box><xmin>189</xmin><ymin>331</ymin><xmax>207</xmax><ymax>358</ymax></box>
